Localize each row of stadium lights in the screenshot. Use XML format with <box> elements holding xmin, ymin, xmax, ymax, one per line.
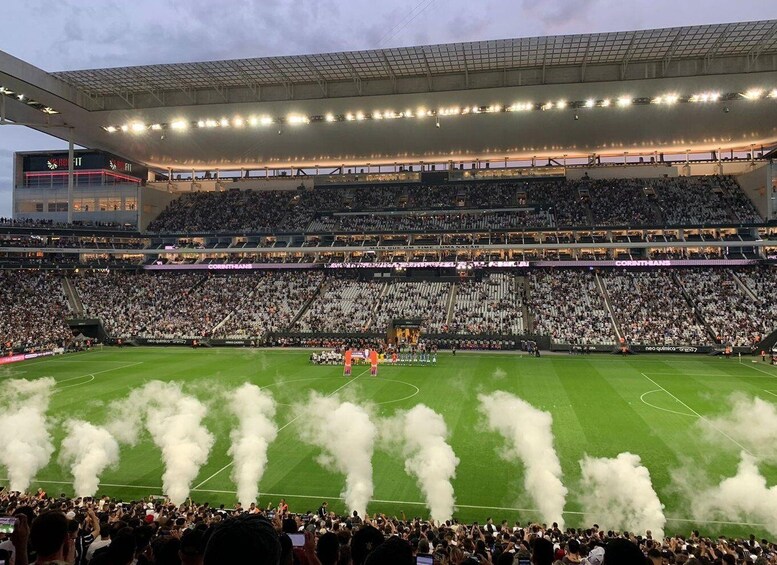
<box><xmin>0</xmin><ymin>86</ymin><xmax>59</xmax><ymax>115</ymax></box>
<box><xmin>103</xmin><ymin>88</ymin><xmax>777</xmax><ymax>134</ymax></box>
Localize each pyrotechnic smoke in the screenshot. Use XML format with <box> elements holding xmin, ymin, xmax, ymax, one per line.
<box><xmin>478</xmin><ymin>391</ymin><xmax>567</xmax><ymax>527</ymax></box>
<box><xmin>690</xmin><ymin>452</ymin><xmax>777</xmax><ymax>535</ymax></box>
<box><xmin>0</xmin><ymin>378</ymin><xmax>56</xmax><ymax>492</ymax></box>
<box><xmin>298</xmin><ymin>393</ymin><xmax>376</xmax><ymax>517</ymax></box>
<box><xmin>59</xmin><ymin>421</ymin><xmax>120</xmax><ymax>497</ymax></box>
<box><xmin>384</xmin><ymin>405</ymin><xmax>459</xmax><ymax>522</ymax></box>
<box><xmin>700</xmin><ymin>394</ymin><xmax>777</xmax><ymax>462</ymax></box>
<box><xmin>673</xmin><ymin>394</ymin><xmax>777</xmax><ymax>534</ymax></box>
<box><xmin>227</xmin><ymin>384</ymin><xmax>278</xmax><ymax>506</ymax></box>
<box><xmin>579</xmin><ymin>452</ymin><xmax>666</xmax><ymax>538</ymax></box>
<box><xmin>107</xmin><ymin>381</ymin><xmax>214</xmax><ymax>504</ymax></box>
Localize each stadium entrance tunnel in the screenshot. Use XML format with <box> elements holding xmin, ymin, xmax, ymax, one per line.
<box><xmin>67</xmin><ymin>318</ymin><xmax>108</xmax><ymax>343</ymax></box>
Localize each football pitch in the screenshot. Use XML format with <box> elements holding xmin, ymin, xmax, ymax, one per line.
<box><xmin>3</xmin><ymin>347</ymin><xmax>777</xmax><ymax>537</ymax></box>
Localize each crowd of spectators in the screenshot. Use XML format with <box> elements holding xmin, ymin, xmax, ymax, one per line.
<box><xmin>586</xmin><ymin>180</ymin><xmax>656</xmax><ymax>226</ymax></box>
<box><xmin>0</xmin><ymin>218</ymin><xmax>134</xmax><ymax>230</ymax></box>
<box><xmin>603</xmin><ymin>270</ymin><xmax>711</xmax><ymax>346</ymax></box>
<box><xmin>73</xmin><ymin>272</ymin><xmax>207</xmax><ymax>339</ymax></box>
<box><xmin>528</xmin><ymin>270</ymin><xmax>616</xmax><ymax>345</ymax></box>
<box><xmin>653</xmin><ymin>178</ymin><xmax>732</xmax><ymax>225</ymax></box>
<box><xmin>146</xmin><ymin>190</ymin><xmax>313</xmax><ymax>234</ymax></box>
<box><xmin>4</xmin><ymin>266</ymin><xmax>777</xmax><ymax>349</ymax></box>
<box><xmin>145</xmin><ymin>177</ymin><xmax>762</xmax><ymax>236</ymax></box>
<box><xmin>73</xmin><ymin>271</ymin><xmax>324</xmax><ymax>340</ymax></box>
<box><xmin>649</xmin><ymin>176</ymin><xmax>761</xmax><ymax>226</ymax></box>
<box><xmin>717</xmin><ymin>176</ymin><xmax>763</xmax><ymax>223</ymax></box>
<box><xmin>0</xmin><ymin>270</ymin><xmax>72</xmax><ymax>353</ymax></box>
<box><xmin>525</xmin><ymin>182</ymin><xmax>589</xmax><ymax>227</ymax></box>
<box><xmin>675</xmin><ymin>269</ymin><xmax>770</xmax><ymax>347</ymax></box>
<box><xmin>371</xmin><ymin>281</ymin><xmax>451</xmax><ymax>334</ymax></box>
<box><xmin>213</xmin><ymin>271</ymin><xmax>323</xmax><ymax>339</ymax></box>
<box><xmin>0</xmin><ymin>235</ymin><xmax>145</xmax><ymax>250</ymax></box>
<box><xmin>446</xmin><ymin>274</ymin><xmax>524</xmax><ymax>335</ymax></box>
<box><xmin>295</xmin><ymin>278</ymin><xmax>385</xmax><ymax>333</ymax></box>
<box><xmin>737</xmin><ymin>266</ymin><xmax>777</xmax><ymax>329</ymax></box>
<box><xmin>1</xmin><ymin>489</ymin><xmax>774</xmax><ymax>565</ymax></box>
<box><xmin>307</xmin><ymin>210</ymin><xmax>553</xmax><ymax>233</ymax></box>
<box><xmin>405</xmin><ymin>184</ymin><xmax>461</xmax><ymax>209</ymax></box>
<box><xmin>462</xmin><ymin>182</ymin><xmax>521</xmax><ymax>208</ymax></box>
<box><xmin>9</xmin><ymin>175</ymin><xmax>764</xmax><ymax>239</ymax></box>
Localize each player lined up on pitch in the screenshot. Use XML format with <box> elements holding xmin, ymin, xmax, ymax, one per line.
<box><xmin>309</xmin><ymin>342</ymin><xmax>441</xmax><ymax>373</ymax></box>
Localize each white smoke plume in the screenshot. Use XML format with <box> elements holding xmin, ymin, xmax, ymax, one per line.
<box><xmin>298</xmin><ymin>393</ymin><xmax>376</xmax><ymax>517</ymax></box>
<box><xmin>691</xmin><ymin>452</ymin><xmax>777</xmax><ymax>535</ymax></box>
<box><xmin>227</xmin><ymin>384</ymin><xmax>278</xmax><ymax>506</ymax></box>
<box><xmin>107</xmin><ymin>381</ymin><xmax>214</xmax><ymax>504</ymax></box>
<box><xmin>579</xmin><ymin>452</ymin><xmax>666</xmax><ymax>538</ymax></box>
<box><xmin>0</xmin><ymin>378</ymin><xmax>56</xmax><ymax>492</ymax></box>
<box><xmin>59</xmin><ymin>421</ymin><xmax>120</xmax><ymax>497</ymax></box>
<box><xmin>700</xmin><ymin>394</ymin><xmax>777</xmax><ymax>462</ymax></box>
<box><xmin>478</xmin><ymin>391</ymin><xmax>567</xmax><ymax>527</ymax></box>
<box><xmin>384</xmin><ymin>405</ymin><xmax>459</xmax><ymax>522</ymax></box>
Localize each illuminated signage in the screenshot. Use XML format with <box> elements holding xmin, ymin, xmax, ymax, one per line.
<box><xmin>46</xmin><ymin>157</ymin><xmax>82</xmax><ymax>170</ymax></box>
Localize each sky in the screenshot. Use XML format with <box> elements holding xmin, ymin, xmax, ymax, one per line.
<box><xmin>1</xmin><ymin>0</ymin><xmax>776</xmax><ymax>216</ymax></box>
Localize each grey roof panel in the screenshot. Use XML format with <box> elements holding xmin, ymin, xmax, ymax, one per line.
<box><xmin>51</xmin><ymin>20</ymin><xmax>777</xmax><ymax>96</ymax></box>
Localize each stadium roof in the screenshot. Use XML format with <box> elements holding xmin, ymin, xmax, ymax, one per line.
<box><xmin>53</xmin><ymin>20</ymin><xmax>777</xmax><ymax>98</ymax></box>
<box><xmin>1</xmin><ymin>20</ymin><xmax>777</xmax><ymax>170</ymax></box>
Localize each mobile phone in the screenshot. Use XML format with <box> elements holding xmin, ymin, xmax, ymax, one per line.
<box><xmin>0</xmin><ymin>517</ymin><xmax>15</xmax><ymax>534</ymax></box>
<box><xmin>518</xmin><ymin>560</ymin><xmax>531</xmax><ymax>565</ymax></box>
<box><xmin>288</xmin><ymin>533</ymin><xmax>305</xmax><ymax>547</ymax></box>
<box><xmin>416</xmin><ymin>554</ymin><xmax>434</xmax><ymax>565</ymax></box>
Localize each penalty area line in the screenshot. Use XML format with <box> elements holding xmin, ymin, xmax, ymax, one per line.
<box><xmin>192</xmin><ymin>366</ymin><xmax>371</xmax><ymax>490</ymax></box>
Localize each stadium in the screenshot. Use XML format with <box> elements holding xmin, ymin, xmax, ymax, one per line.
<box><xmin>2</xmin><ymin>9</ymin><xmax>777</xmax><ymax>565</ymax></box>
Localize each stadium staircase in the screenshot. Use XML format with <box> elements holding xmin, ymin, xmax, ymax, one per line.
<box><xmin>185</xmin><ymin>275</ymin><xmax>209</xmax><ymax>295</ymax></box>
<box><xmin>721</xmin><ymin>185</ymin><xmax>746</xmax><ymax>223</ymax></box>
<box><xmin>62</xmin><ymin>276</ymin><xmax>85</xmax><ymax>317</ymax></box>
<box><xmin>647</xmin><ymin>200</ymin><xmax>664</xmax><ymax>224</ymax></box>
<box><xmin>445</xmin><ymin>284</ymin><xmax>458</xmax><ymax>326</ymax></box>
<box><xmin>518</xmin><ymin>276</ymin><xmax>532</xmax><ymax>332</ymax></box>
<box><xmin>729</xmin><ymin>269</ymin><xmax>759</xmax><ymax>302</ymax></box>
<box><xmin>671</xmin><ymin>272</ymin><xmax>718</xmax><ymax>342</ymax></box>
<box><xmin>286</xmin><ymin>276</ymin><xmax>326</xmax><ymax>330</ymax></box>
<box><xmin>211</xmin><ymin>313</ymin><xmax>233</xmax><ymax>335</ymax></box>
<box><xmin>723</xmin><ymin>204</ymin><xmax>741</xmax><ymax>223</ymax></box>
<box><xmin>594</xmin><ymin>273</ymin><xmax>623</xmax><ymax>342</ymax></box>
<box><xmin>363</xmin><ymin>282</ymin><xmax>390</xmax><ymax>331</ymax></box>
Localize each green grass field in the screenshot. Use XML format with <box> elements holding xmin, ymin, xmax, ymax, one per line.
<box><xmin>2</xmin><ymin>347</ymin><xmax>777</xmax><ymax>537</ymax></box>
